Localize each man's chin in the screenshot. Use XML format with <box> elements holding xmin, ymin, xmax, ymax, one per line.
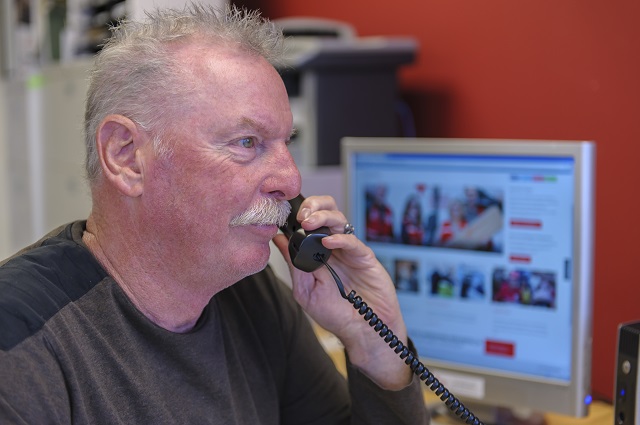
<box><xmin>233</xmin><ymin>247</ymin><xmax>272</xmax><ymax>278</ymax></box>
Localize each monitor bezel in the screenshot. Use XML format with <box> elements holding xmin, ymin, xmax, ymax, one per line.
<box><xmin>341</xmin><ymin>137</ymin><xmax>595</xmax><ymax>417</ymax></box>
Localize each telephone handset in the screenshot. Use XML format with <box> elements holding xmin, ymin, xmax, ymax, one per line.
<box><xmin>279</xmin><ymin>195</ymin><xmax>332</xmax><ymax>273</ymax></box>
<box><xmin>280</xmin><ymin>195</ymin><xmax>485</xmax><ymax>425</ymax></box>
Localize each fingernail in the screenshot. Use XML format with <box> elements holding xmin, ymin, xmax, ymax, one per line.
<box><xmin>299</xmin><ymin>207</ymin><xmax>311</xmax><ymax>221</ymax></box>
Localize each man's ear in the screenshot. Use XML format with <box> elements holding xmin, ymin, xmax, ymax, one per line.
<box><xmin>96</xmin><ymin>114</ymin><xmax>146</xmax><ymax>197</ymax></box>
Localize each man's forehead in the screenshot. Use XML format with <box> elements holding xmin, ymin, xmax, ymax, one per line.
<box><xmin>175</xmin><ymin>38</ymin><xmax>257</xmax><ymax>68</ymax></box>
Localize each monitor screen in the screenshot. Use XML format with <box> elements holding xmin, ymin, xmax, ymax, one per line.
<box><xmin>342</xmin><ymin>137</ymin><xmax>595</xmax><ymax>420</ymax></box>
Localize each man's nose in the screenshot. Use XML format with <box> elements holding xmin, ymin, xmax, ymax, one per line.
<box><xmin>264</xmin><ymin>141</ymin><xmax>302</xmax><ymax>200</ymax></box>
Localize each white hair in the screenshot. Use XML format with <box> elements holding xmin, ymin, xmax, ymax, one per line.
<box><xmin>84</xmin><ymin>3</ymin><xmax>285</xmax><ymax>183</ymax></box>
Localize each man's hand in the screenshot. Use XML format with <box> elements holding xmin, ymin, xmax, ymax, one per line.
<box><xmin>273</xmin><ymin>195</ymin><xmax>413</xmax><ymax>390</ymax></box>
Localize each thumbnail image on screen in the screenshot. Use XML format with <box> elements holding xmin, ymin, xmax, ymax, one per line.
<box><xmin>365</xmin><ymin>183</ymin><xmax>504</xmax><ymax>252</ymax></box>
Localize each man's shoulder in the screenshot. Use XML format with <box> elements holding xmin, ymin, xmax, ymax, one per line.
<box><xmin>0</xmin><ymin>221</ymin><xmax>107</xmax><ymax>351</ymax></box>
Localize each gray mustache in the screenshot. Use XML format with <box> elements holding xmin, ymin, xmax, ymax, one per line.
<box><xmin>230</xmin><ymin>198</ymin><xmax>292</xmax><ymax>228</ymax></box>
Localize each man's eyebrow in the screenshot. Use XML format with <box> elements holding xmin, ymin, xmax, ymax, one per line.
<box><xmin>237</xmin><ymin>116</ymin><xmax>296</xmax><ymax>138</ymax></box>
<box><xmin>238</xmin><ymin>116</ymin><xmax>267</xmax><ymax>132</ymax></box>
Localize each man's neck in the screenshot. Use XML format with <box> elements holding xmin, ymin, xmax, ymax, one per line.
<box><xmin>82</xmin><ymin>216</ymin><xmax>218</xmax><ymax>333</ymax></box>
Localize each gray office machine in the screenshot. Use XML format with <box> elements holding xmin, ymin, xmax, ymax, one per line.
<box><xmin>274</xmin><ymin>18</ymin><xmax>417</xmax><ymax>167</ymax></box>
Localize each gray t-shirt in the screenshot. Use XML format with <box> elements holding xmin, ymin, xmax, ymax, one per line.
<box><xmin>0</xmin><ymin>221</ymin><xmax>429</xmax><ymax>424</ymax></box>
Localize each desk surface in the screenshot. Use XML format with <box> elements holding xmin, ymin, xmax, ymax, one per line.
<box><xmin>545</xmin><ymin>401</ymin><xmax>611</xmax><ymax>425</ymax></box>
<box><xmin>316</xmin><ymin>326</ymin><xmax>613</xmax><ymax>425</ymax></box>
<box><xmin>427</xmin><ymin>397</ymin><xmax>612</xmax><ymax>425</ymax></box>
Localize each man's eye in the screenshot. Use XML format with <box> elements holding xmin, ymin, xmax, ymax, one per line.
<box><xmin>239</xmin><ymin>137</ymin><xmax>255</xmax><ymax>148</ymax></box>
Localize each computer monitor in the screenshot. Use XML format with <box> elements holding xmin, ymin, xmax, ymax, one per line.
<box><xmin>342</xmin><ymin>137</ymin><xmax>595</xmax><ymax>422</ymax></box>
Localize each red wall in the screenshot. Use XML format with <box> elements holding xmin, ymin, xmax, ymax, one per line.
<box><xmin>255</xmin><ymin>0</ymin><xmax>640</xmax><ymax>401</ymax></box>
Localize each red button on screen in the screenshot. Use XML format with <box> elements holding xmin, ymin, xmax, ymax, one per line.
<box><xmin>509</xmin><ymin>219</ymin><xmax>542</xmax><ymax>229</ymax></box>
<box><xmin>485</xmin><ymin>340</ymin><xmax>515</xmax><ymax>357</ymax></box>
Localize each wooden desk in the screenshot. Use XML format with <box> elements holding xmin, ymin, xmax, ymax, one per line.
<box><xmin>316</xmin><ymin>326</ymin><xmax>613</xmax><ymax>425</ymax></box>
<box><xmin>544</xmin><ymin>401</ymin><xmax>612</xmax><ymax>425</ymax></box>
<box><xmin>427</xmin><ymin>396</ymin><xmax>612</xmax><ymax>425</ymax></box>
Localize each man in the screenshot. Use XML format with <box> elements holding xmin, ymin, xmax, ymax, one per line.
<box><xmin>0</xmin><ymin>4</ymin><xmax>429</xmax><ymax>424</ymax></box>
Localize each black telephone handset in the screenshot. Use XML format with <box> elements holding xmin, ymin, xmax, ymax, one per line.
<box><xmin>281</xmin><ymin>195</ymin><xmax>484</xmax><ymax>425</ymax></box>
<box><xmin>279</xmin><ymin>195</ymin><xmax>332</xmax><ymax>273</ymax></box>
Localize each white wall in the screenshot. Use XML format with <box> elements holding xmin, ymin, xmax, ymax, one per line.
<box><xmin>38</xmin><ymin>60</ymin><xmax>93</xmax><ymax>231</ymax></box>
<box><xmin>0</xmin><ymin>73</ymin><xmax>32</xmax><ymax>258</ymax></box>
<box><xmin>0</xmin><ymin>60</ymin><xmax>92</xmax><ymax>259</ymax></box>
<box><xmin>0</xmin><ymin>78</ymin><xmax>11</xmax><ymax>259</ymax></box>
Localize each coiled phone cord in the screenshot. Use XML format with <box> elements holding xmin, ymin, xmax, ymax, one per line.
<box><xmin>316</xmin><ymin>254</ymin><xmax>485</xmax><ymax>425</ymax></box>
